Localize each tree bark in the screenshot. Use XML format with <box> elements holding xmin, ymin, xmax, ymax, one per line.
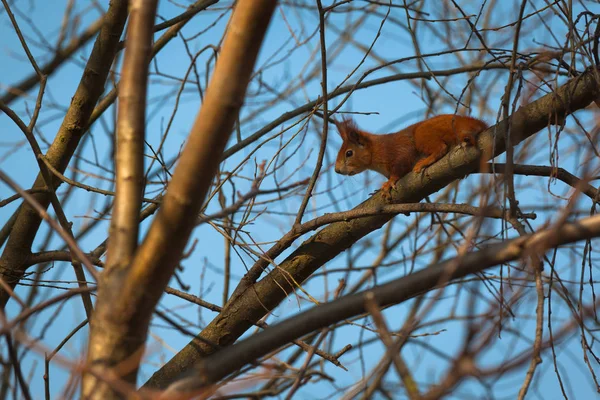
<box><xmin>144</xmin><ymin>67</ymin><xmax>600</xmax><ymax>389</ymax></box>
<box><xmin>0</xmin><ymin>0</ymin><xmax>129</xmax><ymax>308</ymax></box>
<box><xmin>83</xmin><ymin>1</ymin><xmax>277</xmax><ymax>397</ymax></box>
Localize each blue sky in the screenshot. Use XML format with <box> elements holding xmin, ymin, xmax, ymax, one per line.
<box><xmin>1</xmin><ymin>0</ymin><xmax>599</xmax><ymax>398</ymax></box>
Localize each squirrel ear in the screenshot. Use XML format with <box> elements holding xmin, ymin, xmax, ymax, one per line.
<box><xmin>333</xmin><ymin>119</ymin><xmax>346</xmax><ymax>140</ymax></box>
<box><xmin>347</xmin><ymin>129</ymin><xmax>365</xmax><ymax>147</ymax></box>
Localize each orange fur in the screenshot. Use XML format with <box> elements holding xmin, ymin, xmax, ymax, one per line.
<box><xmin>334</xmin><ymin>115</ymin><xmax>487</xmax><ymax>198</ymax></box>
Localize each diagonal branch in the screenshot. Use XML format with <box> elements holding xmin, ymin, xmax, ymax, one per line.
<box><xmin>480</xmin><ymin>163</ymin><xmax>600</xmax><ymax>201</ymax></box>
<box><xmin>144</xmin><ymin>67</ymin><xmax>600</xmax><ymax>389</ymax></box>
<box><xmin>0</xmin><ymin>15</ymin><xmax>104</xmax><ymax>105</ymax></box>
<box><xmin>0</xmin><ymin>0</ymin><xmax>129</xmax><ymax>308</ymax></box>
<box><xmin>82</xmin><ymin>1</ymin><xmax>277</xmax><ymax>397</ymax></box>
<box><xmin>166</xmin><ymin>212</ymin><xmax>600</xmax><ymax>392</ymax></box>
<box><xmin>0</xmin><ymin>0</ymin><xmax>218</xmax><ymax>310</ymax></box>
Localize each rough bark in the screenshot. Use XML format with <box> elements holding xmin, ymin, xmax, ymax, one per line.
<box><xmin>144</xmin><ymin>68</ymin><xmax>600</xmax><ymax>389</ymax></box>
<box><xmin>0</xmin><ymin>0</ymin><xmax>129</xmax><ymax>308</ymax></box>
<box><xmin>83</xmin><ymin>1</ymin><xmax>277</xmax><ymax>397</ymax></box>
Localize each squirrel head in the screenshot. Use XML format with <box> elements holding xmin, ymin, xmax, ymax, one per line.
<box><xmin>333</xmin><ymin>118</ymin><xmax>372</xmax><ymax>176</ymax></box>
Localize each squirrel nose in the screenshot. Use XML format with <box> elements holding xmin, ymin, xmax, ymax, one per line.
<box><xmin>335</xmin><ymin>166</ymin><xmax>341</xmax><ymax>174</ymax></box>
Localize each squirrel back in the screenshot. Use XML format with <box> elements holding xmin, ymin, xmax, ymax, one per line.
<box><xmin>333</xmin><ymin>114</ymin><xmax>487</xmax><ymax>197</ymax></box>
<box><xmin>411</xmin><ymin>114</ymin><xmax>487</xmax><ymax>172</ymax></box>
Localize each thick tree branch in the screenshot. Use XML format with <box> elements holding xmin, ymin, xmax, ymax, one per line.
<box><xmin>166</xmin><ymin>213</ymin><xmax>600</xmax><ymax>392</ymax></box>
<box><xmin>144</xmin><ymin>67</ymin><xmax>600</xmax><ymax>389</ymax></box>
<box><xmin>82</xmin><ymin>0</ymin><xmax>158</xmax><ymax>397</ymax></box>
<box><xmin>106</xmin><ymin>0</ymin><xmax>155</xmax><ymax>272</ymax></box>
<box><xmin>0</xmin><ymin>0</ymin><xmax>219</xmax><ymax>310</ymax></box>
<box><xmin>79</xmin><ymin>0</ymin><xmax>277</xmax><ymax>395</ymax></box>
<box><xmin>0</xmin><ymin>0</ymin><xmax>129</xmax><ymax>308</ymax></box>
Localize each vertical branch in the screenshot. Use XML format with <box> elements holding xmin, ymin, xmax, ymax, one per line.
<box><xmin>508</xmin><ymin>217</ymin><xmax>544</xmax><ymax>399</ymax></box>
<box><xmin>86</xmin><ymin>0</ymin><xmax>220</xmax><ymax>130</ymax></box>
<box><xmin>219</xmin><ymin>186</ymin><xmax>233</xmax><ymax>305</ymax></box>
<box><xmin>501</xmin><ymin>0</ymin><xmax>527</xmax><ymax>218</ymax></box>
<box><xmin>295</xmin><ymin>0</ymin><xmax>328</xmax><ymax>225</ymax></box>
<box><xmin>364</xmin><ymin>292</ymin><xmax>421</xmax><ymax>400</ymax></box>
<box><xmin>83</xmin><ymin>0</ymin><xmax>158</xmax><ymax>398</ymax></box>
<box><xmin>124</xmin><ymin>0</ymin><xmax>276</xmax><ymax>316</ymax></box>
<box><xmin>517</xmin><ymin>266</ymin><xmax>544</xmax><ymax>399</ymax></box>
<box><xmin>106</xmin><ymin>0</ymin><xmax>155</xmax><ymax>271</ymax></box>
<box><xmin>83</xmin><ymin>1</ymin><xmax>277</xmax><ymax>398</ymax></box>
<box><xmin>5</xmin><ymin>334</ymin><xmax>32</xmax><ymax>400</ymax></box>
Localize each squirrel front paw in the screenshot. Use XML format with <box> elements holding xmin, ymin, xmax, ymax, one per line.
<box><xmin>380</xmin><ymin>180</ymin><xmax>396</xmax><ymax>200</ymax></box>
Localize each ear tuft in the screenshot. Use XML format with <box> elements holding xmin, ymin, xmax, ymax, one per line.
<box><xmin>335</xmin><ymin>117</ymin><xmax>363</xmax><ymax>143</ymax></box>
<box><xmin>333</xmin><ymin>118</ymin><xmax>346</xmax><ymax>140</ymax></box>
<box><xmin>348</xmin><ymin>129</ymin><xmax>362</xmax><ymax>145</ymax></box>
<box><xmin>343</xmin><ymin>119</ymin><xmax>366</xmax><ymax>146</ymax></box>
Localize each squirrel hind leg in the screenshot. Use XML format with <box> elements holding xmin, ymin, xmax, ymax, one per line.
<box><xmin>413</xmin><ymin>143</ymin><xmax>448</xmax><ymax>173</ymax></box>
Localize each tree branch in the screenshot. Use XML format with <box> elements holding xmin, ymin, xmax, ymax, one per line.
<box><xmin>165</xmin><ymin>213</ymin><xmax>600</xmax><ymax>392</ymax></box>
<box><xmin>0</xmin><ymin>0</ymin><xmax>128</xmax><ymax>308</ymax></box>
<box><xmin>83</xmin><ymin>1</ymin><xmax>158</xmax><ymax>395</ymax></box>
<box><xmin>481</xmin><ymin>163</ymin><xmax>599</xmax><ymax>201</ymax></box>
<box><xmin>81</xmin><ymin>0</ymin><xmax>277</xmax><ymax>395</ymax></box>
<box><xmin>144</xmin><ymin>67</ymin><xmax>600</xmax><ymax>389</ymax></box>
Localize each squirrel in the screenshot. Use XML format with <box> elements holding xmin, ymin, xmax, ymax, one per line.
<box><xmin>333</xmin><ymin>114</ymin><xmax>487</xmax><ymax>198</ymax></box>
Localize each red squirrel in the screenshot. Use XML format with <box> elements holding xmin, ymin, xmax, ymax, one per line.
<box><xmin>334</xmin><ymin>114</ymin><xmax>487</xmax><ymax>197</ymax></box>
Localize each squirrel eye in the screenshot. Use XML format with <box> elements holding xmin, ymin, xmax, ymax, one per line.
<box><xmin>346</xmin><ymin>150</ymin><xmax>353</xmax><ymax>158</ymax></box>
